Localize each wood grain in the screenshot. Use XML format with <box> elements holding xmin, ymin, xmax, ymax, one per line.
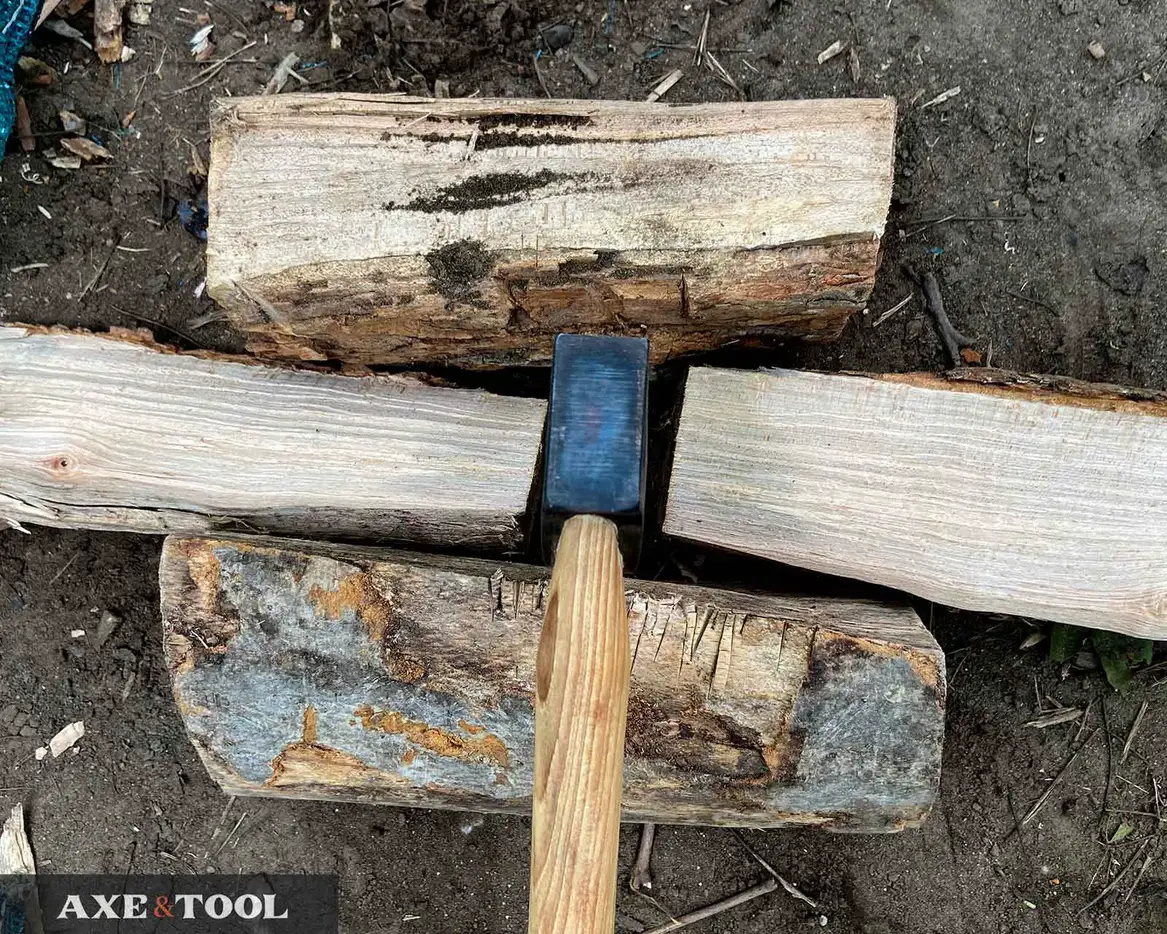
<box><xmin>207</xmin><ymin>94</ymin><xmax>896</xmax><ymax>367</ymax></box>
<box><xmin>0</xmin><ymin>326</ymin><xmax>544</xmax><ymax>547</ymax></box>
<box><xmin>160</xmin><ymin>535</ymin><xmax>945</xmax><ymax>831</ymax></box>
<box><xmin>665</xmin><ymin>367</ymin><xmax>1167</xmax><ymax>637</ymax></box>
<box><xmin>530</xmin><ymin>516</ymin><xmax>628</xmax><ymax>934</ymax></box>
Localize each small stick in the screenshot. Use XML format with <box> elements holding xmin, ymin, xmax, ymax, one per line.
<box><xmin>916</xmin><ymin>271</ymin><xmax>973</xmax><ymax>367</ymax></box>
<box><xmin>1074</xmin><ymin>698</ymin><xmax>1094</xmax><ymax>744</ymax></box>
<box><xmin>693</xmin><ymin>8</ymin><xmax>709</xmax><ymax>65</ymax></box>
<box><xmin>641</xmin><ymin>879</ymin><xmax>777</xmax><ymax>934</ymax></box>
<box><xmin>1123</xmin><ymin>853</ymin><xmax>1155</xmax><ymax>903</ymax></box>
<box><xmin>79</xmin><ymin>237</ymin><xmax>124</xmax><ymax>301</ymax></box>
<box><xmin>162</xmin><ymin>40</ymin><xmax>257</xmax><ymax>97</ymax></box>
<box><xmin>213</xmin><ymin>811</ymin><xmax>248</xmax><ymax>856</ymax></box>
<box><xmin>733</xmin><ymin>830</ymin><xmax>818</xmax><ymax>908</ymax></box>
<box><xmin>1120</xmin><ymin>700</ymin><xmax>1149</xmax><ymax>766</ymax></box>
<box><xmin>1101</xmin><ymin>698</ymin><xmax>1115</xmax><ymax>843</ymax></box>
<box><xmin>531</xmin><ymin>52</ymin><xmax>551</xmax><ymax>98</ymax></box>
<box><xmin>873</xmin><ymin>294</ymin><xmax>911</xmax><ymax>326</ymax></box>
<box><xmin>1022</xmin><ymin>729</ymin><xmax>1096</xmax><ymax>826</ymax></box>
<box><xmin>630</xmin><ymin>822</ymin><xmax>656</xmax><ymax>892</ymax></box>
<box><xmin>1079</xmin><ymin>839</ymin><xmax>1150</xmax><ymax>913</ymax></box>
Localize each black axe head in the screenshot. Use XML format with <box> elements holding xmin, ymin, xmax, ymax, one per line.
<box><xmin>540</xmin><ymin>333</ymin><xmax>649</xmax><ymax>568</ymax></box>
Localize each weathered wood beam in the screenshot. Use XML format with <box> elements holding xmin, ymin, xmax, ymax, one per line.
<box><xmin>207</xmin><ymin>95</ymin><xmax>896</xmax><ymax>368</ymax></box>
<box><xmin>0</xmin><ymin>326</ymin><xmax>544</xmax><ymax>547</ymax></box>
<box><xmin>161</xmin><ymin>536</ymin><xmax>945</xmax><ymax>831</ymax></box>
<box><xmin>665</xmin><ymin>366</ymin><xmax>1167</xmax><ymax>637</ymax></box>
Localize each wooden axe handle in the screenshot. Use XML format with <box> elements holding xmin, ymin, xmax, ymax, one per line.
<box><xmin>528</xmin><ymin>514</ymin><xmax>630</xmax><ymax>934</ymax></box>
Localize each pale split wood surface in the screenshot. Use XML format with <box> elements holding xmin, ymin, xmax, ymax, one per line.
<box><xmin>665</xmin><ymin>367</ymin><xmax>1167</xmax><ymax>637</ymax></box>
<box><xmin>0</xmin><ymin>326</ymin><xmax>545</xmax><ymax>547</ymax></box>
<box><xmin>207</xmin><ymin>94</ymin><xmax>896</xmax><ymax>367</ymax></box>
<box><xmin>160</xmin><ymin>535</ymin><xmax>945</xmax><ymax>830</ymax></box>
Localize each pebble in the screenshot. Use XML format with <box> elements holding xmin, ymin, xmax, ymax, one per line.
<box><xmin>95</xmin><ymin>610</ymin><xmax>120</xmax><ymax>648</ymax></box>
<box><xmin>18</xmin><ymin>725</ymin><xmax>35</xmax><ymax>737</ymax></box>
<box><xmin>631</xmin><ymin>41</ymin><xmax>646</xmax><ymax>56</ymax></box>
<box><xmin>542</xmin><ymin>23</ymin><xmax>574</xmax><ymax>51</ymax></box>
<box><xmin>0</xmin><ymin>704</ymin><xmax>16</xmax><ymax>724</ymax></box>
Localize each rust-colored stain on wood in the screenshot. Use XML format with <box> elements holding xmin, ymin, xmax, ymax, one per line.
<box><xmin>813</xmin><ymin>630</ymin><xmax>945</xmax><ymax>702</ymax></box>
<box><xmin>353</xmin><ymin>704</ymin><xmax>509</xmax><ymax>768</ymax></box>
<box><xmin>307</xmin><ymin>572</ymin><xmax>392</xmax><ymax>642</ymax></box>
<box><xmin>177</xmin><ymin>538</ymin><xmax>224</xmax><ymax>615</ymax></box>
<box><xmin>266</xmin><ymin>702</ymin><xmax>403</xmax><ymax>789</ymax></box>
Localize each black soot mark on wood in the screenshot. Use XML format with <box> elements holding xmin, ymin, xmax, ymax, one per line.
<box><xmin>425</xmin><ymin>240</ymin><xmax>495</xmax><ymax>303</ymax></box>
<box><xmin>393</xmin><ymin>170</ymin><xmax>579</xmax><ymax>214</ymax></box>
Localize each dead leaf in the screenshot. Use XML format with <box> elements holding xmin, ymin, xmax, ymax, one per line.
<box><xmin>960</xmin><ymin>347</ymin><xmax>982</xmax><ymax>365</ymax></box>
<box><xmin>61</xmin><ymin>136</ymin><xmax>112</xmax><ymax>161</ymax></box>
<box><xmin>273</xmin><ymin>1</ymin><xmax>296</xmax><ymax>20</ymax></box>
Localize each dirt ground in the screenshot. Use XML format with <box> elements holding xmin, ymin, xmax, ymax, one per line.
<box><xmin>2</xmin><ymin>0</ymin><xmax>1167</xmax><ymax>932</ymax></box>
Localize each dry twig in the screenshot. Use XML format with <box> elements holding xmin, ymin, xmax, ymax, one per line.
<box><xmin>630</xmin><ymin>823</ymin><xmax>656</xmax><ymax>892</ymax></box>
<box><xmin>1022</xmin><ymin>729</ymin><xmax>1096</xmax><ymax>826</ymax></box>
<box><xmin>1120</xmin><ymin>701</ymin><xmax>1149</xmax><ymax>766</ymax></box>
<box><xmin>1080</xmin><ymin>839</ymin><xmax>1150</xmax><ymax>913</ymax></box>
<box><xmin>641</xmin><ymin>879</ymin><xmax>777</xmax><ymax>934</ymax></box>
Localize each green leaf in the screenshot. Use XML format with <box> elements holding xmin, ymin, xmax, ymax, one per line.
<box><xmin>1108</xmin><ymin>822</ymin><xmax>1135</xmax><ymax>844</ymax></box>
<box><xmin>1049</xmin><ymin>623</ymin><xmax>1085</xmax><ymax>664</ymax></box>
<box><xmin>1091</xmin><ymin>631</ymin><xmax>1154</xmax><ymax>696</ymax></box>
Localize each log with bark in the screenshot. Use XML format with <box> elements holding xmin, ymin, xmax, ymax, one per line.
<box><xmin>161</xmin><ymin>535</ymin><xmax>945</xmax><ymax>831</ymax></box>
<box><xmin>207</xmin><ymin>95</ymin><xmax>896</xmax><ymax>368</ymax></box>
<box><xmin>0</xmin><ymin>326</ymin><xmax>544</xmax><ymax>547</ymax></box>
<box><xmin>665</xmin><ymin>367</ymin><xmax>1167</xmax><ymax>638</ymax></box>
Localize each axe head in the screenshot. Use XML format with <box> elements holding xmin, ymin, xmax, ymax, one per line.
<box><xmin>540</xmin><ymin>333</ymin><xmax>649</xmax><ymax>568</ymax></box>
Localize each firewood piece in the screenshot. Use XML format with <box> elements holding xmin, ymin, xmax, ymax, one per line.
<box><xmin>0</xmin><ymin>326</ymin><xmax>544</xmax><ymax>547</ymax></box>
<box><xmin>160</xmin><ymin>535</ymin><xmax>945</xmax><ymax>831</ymax></box>
<box><xmin>665</xmin><ymin>366</ymin><xmax>1167</xmax><ymax>638</ymax></box>
<box><xmin>206</xmin><ymin>94</ymin><xmax>896</xmax><ymax>368</ymax></box>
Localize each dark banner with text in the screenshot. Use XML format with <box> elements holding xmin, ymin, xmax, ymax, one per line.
<box><xmin>0</xmin><ymin>874</ymin><xmax>337</xmax><ymax>934</ymax></box>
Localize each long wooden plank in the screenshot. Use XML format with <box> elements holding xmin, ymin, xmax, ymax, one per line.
<box><xmin>665</xmin><ymin>367</ymin><xmax>1167</xmax><ymax>637</ymax></box>
<box><xmin>0</xmin><ymin>326</ymin><xmax>545</xmax><ymax>547</ymax></box>
<box><xmin>161</xmin><ymin>536</ymin><xmax>945</xmax><ymax>831</ymax></box>
<box><xmin>207</xmin><ymin>95</ymin><xmax>895</xmax><ymax>368</ymax></box>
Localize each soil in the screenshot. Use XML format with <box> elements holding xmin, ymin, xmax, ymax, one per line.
<box><xmin>2</xmin><ymin>0</ymin><xmax>1167</xmax><ymax>932</ymax></box>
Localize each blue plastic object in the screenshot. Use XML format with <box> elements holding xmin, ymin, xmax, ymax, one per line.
<box><xmin>0</xmin><ymin>0</ymin><xmax>40</xmax><ymax>150</ymax></box>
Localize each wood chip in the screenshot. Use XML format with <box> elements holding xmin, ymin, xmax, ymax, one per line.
<box><xmin>0</xmin><ymin>805</ymin><xmax>35</xmax><ymax>873</ymax></box>
<box><xmin>47</xmin><ymin>151</ymin><xmax>82</xmax><ymax>170</ymax></box>
<box><xmin>127</xmin><ymin>0</ymin><xmax>151</xmax><ymax>24</ymax></box>
<box><xmin>15</xmin><ymin>96</ymin><xmax>34</xmax><ymax>152</ymax></box>
<box><xmin>646</xmin><ymin>68</ymin><xmax>683</xmax><ymax>102</ymax></box>
<box><xmin>571</xmin><ymin>53</ymin><xmax>600</xmax><ymax>87</ymax></box>
<box><xmin>817</xmin><ymin>39</ymin><xmax>846</xmax><ymax>65</ymax></box>
<box><xmin>49</xmin><ymin>720</ymin><xmax>84</xmax><ymax>757</ymax></box>
<box><xmin>61</xmin><ymin>137</ymin><xmax>112</xmax><ymax>160</ymax></box>
<box><xmin>921</xmin><ymin>86</ymin><xmax>961</xmax><ymax>109</ymax></box>
<box><xmin>36</xmin><ymin>0</ymin><xmax>64</xmax><ymax>27</ymax></box>
<box><xmin>848</xmin><ymin>45</ymin><xmax>861</xmax><ymax>82</ymax></box>
<box><xmin>94</xmin><ymin>0</ymin><xmax>127</xmax><ymax>63</ymax></box>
